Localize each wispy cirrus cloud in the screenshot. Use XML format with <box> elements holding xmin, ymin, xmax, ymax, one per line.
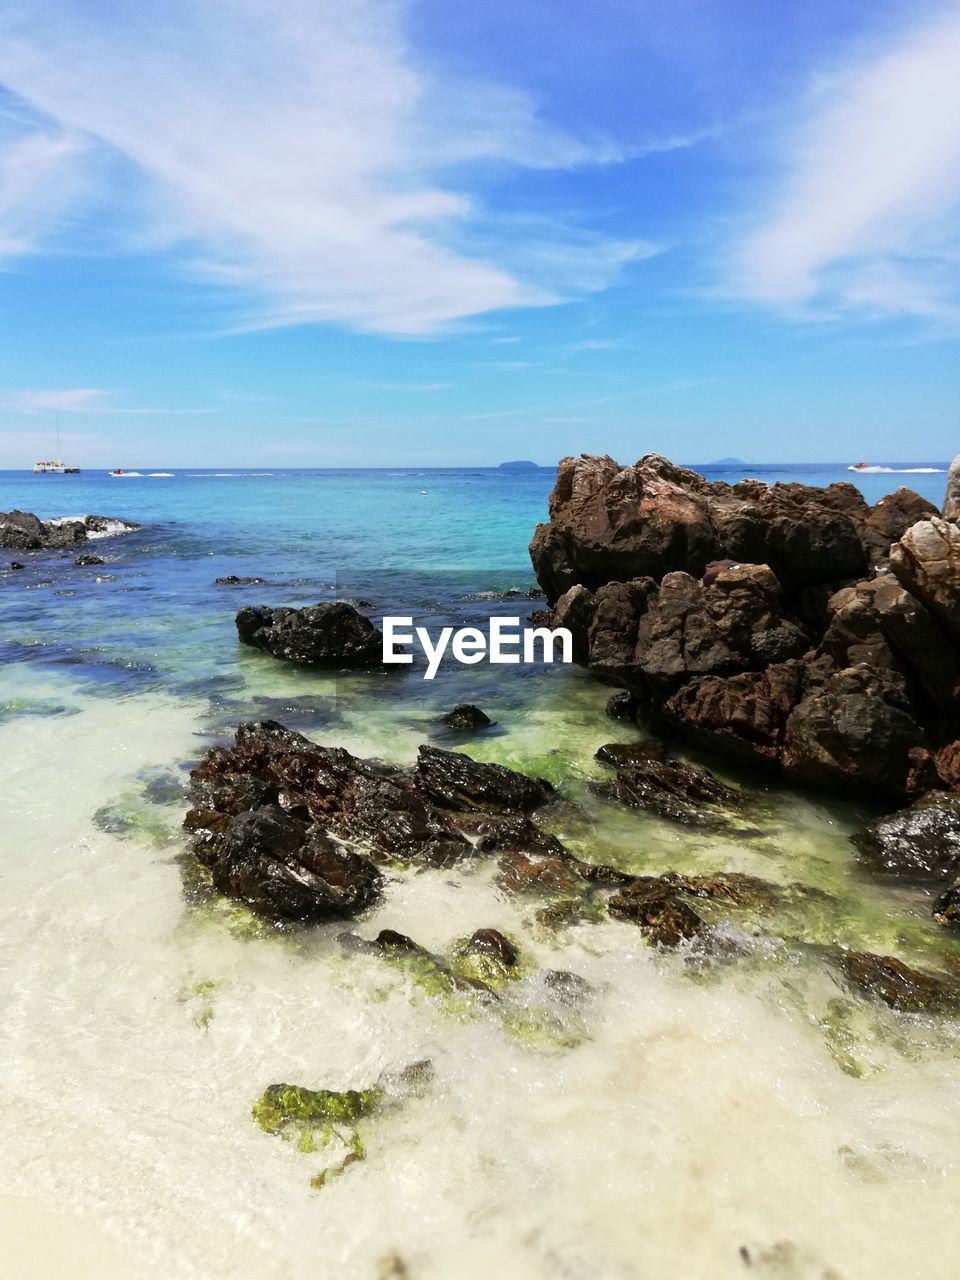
<box><xmin>1</xmin><ymin>387</ymin><xmax>108</xmax><ymax>414</ymax></box>
<box><xmin>0</xmin><ymin>0</ymin><xmax>662</xmax><ymax>335</ymax></box>
<box><xmin>735</xmin><ymin>6</ymin><xmax>960</xmax><ymax>325</ymax></box>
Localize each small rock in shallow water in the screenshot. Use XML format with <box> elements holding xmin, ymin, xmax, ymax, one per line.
<box><xmin>840</xmin><ymin>951</ymin><xmax>958</xmax><ymax>1013</ymax></box>
<box><xmin>74</xmin><ymin>554</ymin><xmax>106</xmax><ymax>566</ymax></box>
<box><xmin>592</xmin><ymin>745</ymin><xmax>751</xmax><ymax>830</ymax></box>
<box><xmin>8</xmin><ymin>561</ymin><xmax>24</xmax><ymax>570</ymax></box>
<box><xmin>440</xmin><ymin>703</ymin><xmax>494</xmax><ymax>731</ymax></box>
<box><xmin>605</xmin><ymin>690</ymin><xmax>640</xmax><ymax>721</ymax></box>
<box><xmin>607</xmin><ymin>879</ymin><xmax>706</xmax><ymax>946</ymax></box>
<box><xmin>216</xmin><ymin>574</ymin><xmax>265</xmax><ymax>585</ymax></box>
<box><xmin>465</xmin><ymin>927</ymin><xmax>518</xmax><ymax>967</ymax></box>
<box><xmin>932</xmin><ymin>880</ymin><xmax>960</xmax><ymax>930</ymax></box>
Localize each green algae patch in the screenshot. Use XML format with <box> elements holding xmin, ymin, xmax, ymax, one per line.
<box><xmin>177</xmin><ymin>976</ymin><xmax>221</xmax><ymax>1031</ymax></box>
<box><xmin>253</xmin><ymin>1083</ymin><xmax>384</xmax><ymax>1135</ymax></box>
<box><xmin>252</xmin><ymin>1062</ymin><xmax>433</xmax><ymax>1189</ymax></box>
<box><xmin>92</xmin><ymin>794</ymin><xmax>180</xmax><ymax>847</ymax></box>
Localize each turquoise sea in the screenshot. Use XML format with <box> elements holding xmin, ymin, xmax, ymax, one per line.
<box><xmin>0</xmin><ymin>461</ymin><xmax>950</xmax><ymax>701</ymax></box>
<box><xmin>3</xmin><ymin>460</ymin><xmax>960</xmax><ymax>1280</ymax></box>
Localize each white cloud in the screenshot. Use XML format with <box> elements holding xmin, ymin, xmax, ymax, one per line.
<box><xmin>0</xmin><ymin>130</ymin><xmax>88</xmax><ymax>257</ymax></box>
<box><xmin>1</xmin><ymin>388</ymin><xmax>108</xmax><ymax>414</ymax></box>
<box><xmin>0</xmin><ymin>0</ymin><xmax>652</xmax><ymax>335</ymax></box>
<box><xmin>737</xmin><ymin>7</ymin><xmax>960</xmax><ymax>322</ymax></box>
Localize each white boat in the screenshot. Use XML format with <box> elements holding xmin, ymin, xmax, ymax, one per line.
<box><xmin>33</xmin><ymin>418</ymin><xmax>79</xmax><ymax>473</ymax></box>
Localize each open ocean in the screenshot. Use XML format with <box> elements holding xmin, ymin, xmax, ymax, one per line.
<box><xmin>3</xmin><ymin>460</ymin><xmax>960</xmax><ymax>1280</ymax></box>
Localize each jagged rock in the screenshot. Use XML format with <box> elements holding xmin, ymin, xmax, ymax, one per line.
<box><xmin>661</xmin><ymin>661</ymin><xmax>804</xmax><ymax>765</ymax></box>
<box><xmin>216</xmin><ymin>574</ymin><xmax>265</xmax><ymax>585</ymax></box>
<box><xmin>204</xmin><ymin>805</ymin><xmax>382</xmax><ymax>924</ymax></box>
<box><xmin>607</xmin><ymin>879</ymin><xmax>706</xmax><ymax>945</ymax></box>
<box><xmin>471</xmin><ymin>815</ymin><xmax>568</xmax><ymax>857</ymax></box>
<box><xmin>632</xmin><ymin>565</ymin><xmax>808</xmax><ymax>691</ymax></box>
<box><xmin>552</xmin><ymin>584</ymin><xmax>597</xmax><ymax>665</ymax></box>
<box><xmin>185</xmin><ymin>721</ymin><xmax>559</xmax><ymax>919</ymax></box>
<box><xmin>840</xmin><ymin>951</ymin><xmax>957</xmax><ymax>1013</ymax></box>
<box><xmin>852</xmin><ymin>792</ymin><xmax>960</xmax><ymax>882</ymax></box>
<box><xmin>527</xmin><ymin>454</ymin><xmax>959</xmax><ymax>799</ymax></box>
<box><xmin>0</xmin><ymin>509</ymin><xmax>137</xmax><ymax>551</ymax></box>
<box><xmin>592</xmin><ymin>743</ymin><xmax>752</xmax><ymax>828</ymax></box>
<box><xmin>530</xmin><ymin>454</ymin><xmax>719</xmax><ymax>602</ymax></box>
<box><xmin>781</xmin><ymin>665</ymin><xmax>925</xmax><ymax>797</ymax></box>
<box><xmin>861</xmin><ymin>488</ymin><xmax>937</xmax><ymax>566</ymax></box>
<box><xmin>606</xmin><ymin>690</ymin><xmax>640</xmax><ymax>721</ymax></box>
<box><xmin>822</xmin><ymin>576</ymin><xmax>960</xmax><ymax>707</ymax></box>
<box><xmin>496</xmin><ymin>853</ymin><xmax>581</xmax><ymax>895</ymax></box>
<box><xmin>414</xmin><ymin>745</ymin><xmax>555</xmax><ymax>814</ymax></box>
<box><xmin>440</xmin><ymin>704</ymin><xmax>493</xmax><ymax>731</ymax></box>
<box><xmin>943</xmin><ymin>454</ymin><xmax>960</xmax><ymax>521</ymax></box>
<box><xmin>530</xmin><ymin>454</ymin><xmax>879</xmax><ymax>604</ymax></box>
<box><xmin>236</xmin><ymin>601</ymin><xmax>385</xmax><ymax>667</ymax></box>
<box><xmin>890</xmin><ymin>517</ymin><xmax>960</xmax><ymax>646</ymax></box>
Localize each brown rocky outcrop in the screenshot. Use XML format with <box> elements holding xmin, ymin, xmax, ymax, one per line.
<box><xmin>531</xmin><ymin>453</ymin><xmax>957</xmax><ymax>799</ymax></box>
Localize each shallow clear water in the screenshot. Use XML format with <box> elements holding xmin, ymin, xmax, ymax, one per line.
<box><xmin>2</xmin><ymin>464</ymin><xmax>959</xmax><ymax>1279</ymax></box>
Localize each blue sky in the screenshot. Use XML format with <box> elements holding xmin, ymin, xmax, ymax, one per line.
<box><xmin>0</xmin><ymin>0</ymin><xmax>958</xmax><ymax>467</ymax></box>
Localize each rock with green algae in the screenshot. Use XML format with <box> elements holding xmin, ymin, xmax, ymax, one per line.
<box><xmin>338</xmin><ymin>927</ymin><xmax>593</xmax><ymax>1050</ymax></box>
<box><xmin>253</xmin><ymin>1060</ymin><xmax>433</xmax><ymax>1188</ymax></box>
<box><xmin>338</xmin><ymin>928</ymin><xmax>500</xmax><ymax>1000</ymax></box>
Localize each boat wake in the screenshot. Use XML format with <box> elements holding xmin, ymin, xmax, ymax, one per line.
<box><xmin>848</xmin><ymin>465</ymin><xmax>944</xmax><ymax>474</ymax></box>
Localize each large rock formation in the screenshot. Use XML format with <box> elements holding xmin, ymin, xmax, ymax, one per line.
<box><xmin>529</xmin><ymin>454</ymin><xmax>934</xmax><ymax>604</ymax></box>
<box><xmin>0</xmin><ymin>510</ymin><xmax>138</xmax><ymax>551</ymax></box>
<box><xmin>529</xmin><ymin>453</ymin><xmax>955</xmax><ymax>798</ymax></box>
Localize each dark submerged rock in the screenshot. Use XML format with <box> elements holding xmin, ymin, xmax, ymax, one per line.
<box><xmin>607</xmin><ymin>879</ymin><xmax>706</xmax><ymax>946</ymax></box>
<box><xmin>236</xmin><ymin>600</ymin><xmax>385</xmax><ymax>667</ymax></box>
<box><xmin>840</xmin><ymin>951</ymin><xmax>958</xmax><ymax>1013</ymax></box>
<box><xmin>593</xmin><ymin>743</ymin><xmax>752</xmax><ymax>829</ymax></box>
<box><xmin>605</xmin><ymin>690</ymin><xmax>640</xmax><ymax>721</ymax></box>
<box><xmin>75</xmin><ymin>554</ymin><xmax>106</xmax><ymax>567</ymax></box>
<box><xmin>217</xmin><ymin>574</ymin><xmax>265</xmax><ymax>586</ymax></box>
<box><xmin>440</xmin><ymin>704</ymin><xmax>493</xmax><ymax>731</ymax></box>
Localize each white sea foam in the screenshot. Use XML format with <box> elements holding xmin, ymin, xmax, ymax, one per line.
<box><xmin>45</xmin><ymin>516</ymin><xmax>136</xmax><ymax>540</ymax></box>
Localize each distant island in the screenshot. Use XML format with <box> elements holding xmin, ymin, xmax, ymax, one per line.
<box><xmin>498</xmin><ymin>460</ymin><xmax>540</xmax><ymax>471</ymax></box>
<box><xmin>707</xmin><ymin>456</ymin><xmax>749</xmax><ymax>466</ymax></box>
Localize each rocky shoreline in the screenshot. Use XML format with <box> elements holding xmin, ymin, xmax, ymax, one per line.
<box><xmin>1</xmin><ymin>508</ymin><xmax>139</xmax><ymax>552</ymax></box>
